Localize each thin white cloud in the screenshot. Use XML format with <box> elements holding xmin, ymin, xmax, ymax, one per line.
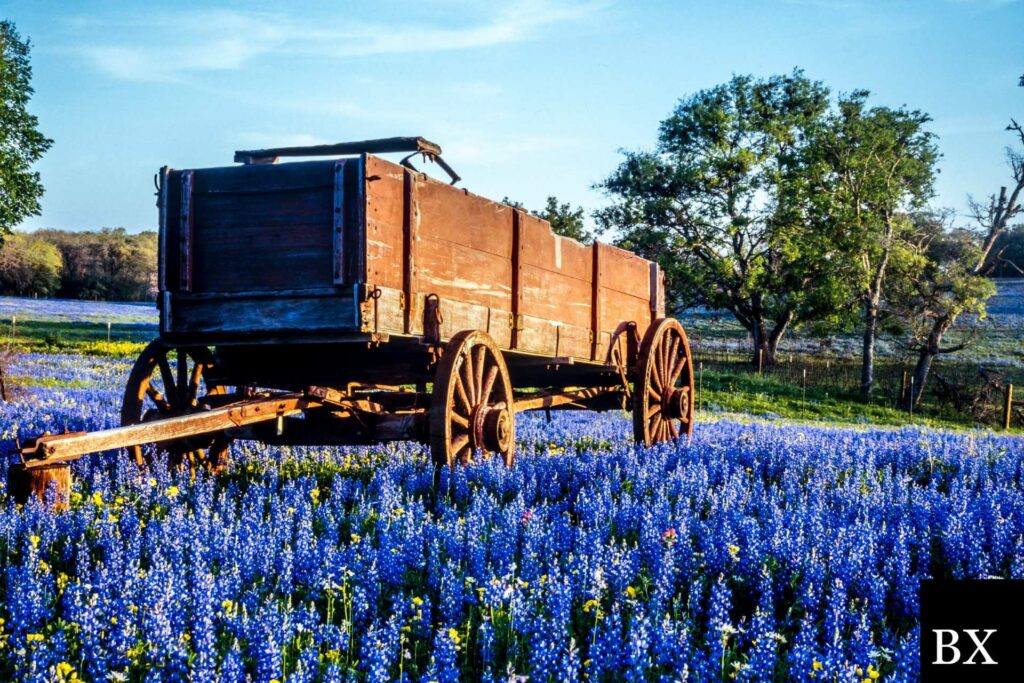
<box><xmin>70</xmin><ymin>1</ymin><xmax>607</xmax><ymax>83</ymax></box>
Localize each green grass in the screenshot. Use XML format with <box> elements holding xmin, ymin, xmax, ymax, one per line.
<box><xmin>697</xmin><ymin>369</ymin><xmax>1022</xmax><ymax>433</ymax></box>
<box><xmin>0</xmin><ymin>319</ymin><xmax>151</xmax><ymax>357</ymax></box>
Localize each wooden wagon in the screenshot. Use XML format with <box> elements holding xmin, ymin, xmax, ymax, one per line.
<box><xmin>11</xmin><ymin>137</ymin><xmax>695</xmax><ymax>497</ymax></box>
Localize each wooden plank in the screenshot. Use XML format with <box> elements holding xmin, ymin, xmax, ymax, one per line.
<box><xmin>179</xmin><ymin>170</ymin><xmax>194</xmax><ymax>292</ymax></box>
<box><xmin>157</xmin><ymin>166</ymin><xmax>170</xmax><ymax>291</ymax></box>
<box><xmin>596</xmin><ymin>242</ymin><xmax>650</xmax><ymax>297</ymax></box>
<box><xmin>413</xmin><ymin>237</ymin><xmax>514</xmax><ymax>310</ymax></box>
<box><xmin>362</xmin><ymin>156</ymin><xmax>405</xmax><ymax>290</ymax></box>
<box><xmin>333</xmin><ymin>160</ymin><xmax>346</xmax><ymax>284</ymax></box>
<box><xmin>171</xmin><ymin>291</ymin><xmax>360</xmax><ymax>335</ymax></box>
<box><xmin>649</xmin><ymin>262</ymin><xmax>659</xmax><ymax>319</ymax></box>
<box><xmin>354</xmin><ymin>155</ymin><xmax>367</xmax><ymax>284</ymax></box>
<box><xmin>402</xmin><ymin>167</ymin><xmax>418</xmax><ymax>334</ymax></box>
<box><xmin>511</xmin><ymin>210</ymin><xmax>524</xmax><ymax>349</ymax></box>
<box><xmin>23</xmin><ymin>394</ymin><xmax>318</xmax><ymax>466</ymax></box>
<box><xmin>188</xmin><ymin>160</ymin><xmax>335</xmax><ymax>194</ymax></box>
<box><xmin>415</xmin><ymin>175</ymin><xmax>514</xmax><ymax>258</ymax></box>
<box><xmin>591</xmin><ymin>243</ymin><xmax>601</xmax><ymax>360</ymax></box>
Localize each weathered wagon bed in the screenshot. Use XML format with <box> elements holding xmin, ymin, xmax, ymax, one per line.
<box><xmin>11</xmin><ymin>137</ymin><xmax>694</xmax><ymax>500</ymax></box>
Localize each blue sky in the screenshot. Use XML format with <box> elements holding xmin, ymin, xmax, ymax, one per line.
<box><xmin>5</xmin><ymin>0</ymin><xmax>1022</xmax><ymax>233</ymax></box>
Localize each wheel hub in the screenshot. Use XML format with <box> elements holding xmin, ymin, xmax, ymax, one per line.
<box><xmin>662</xmin><ymin>387</ymin><xmax>689</xmax><ymax>420</ymax></box>
<box><xmin>472</xmin><ymin>403</ymin><xmax>512</xmax><ymax>453</ymax></box>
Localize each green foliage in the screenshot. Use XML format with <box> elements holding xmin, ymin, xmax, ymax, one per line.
<box><xmin>31</xmin><ymin>228</ymin><xmax>158</xmax><ymax>301</ymax></box>
<box><xmin>535</xmin><ymin>196</ymin><xmax>592</xmax><ymax>243</ymax></box>
<box><xmin>598</xmin><ymin>71</ymin><xmax>849</xmax><ymax>360</ymax></box>
<box><xmin>0</xmin><ymin>232</ymin><xmax>62</xmax><ymax>296</ymax></box>
<box><xmin>0</xmin><ymin>21</ymin><xmax>52</xmax><ymax>241</ymax></box>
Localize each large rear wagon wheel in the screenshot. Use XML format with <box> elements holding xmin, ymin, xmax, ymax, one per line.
<box><xmin>430</xmin><ymin>330</ymin><xmax>515</xmax><ymax>468</ymax></box>
<box><xmin>120</xmin><ymin>341</ymin><xmax>231</xmax><ymax>470</ymax></box>
<box><xmin>633</xmin><ymin>318</ymin><xmax>695</xmax><ymax>447</ymax></box>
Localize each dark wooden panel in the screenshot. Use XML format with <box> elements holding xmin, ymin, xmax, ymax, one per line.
<box><xmin>189</xmin><ymin>166</ymin><xmax>336</xmax><ymax>293</ymax></box>
<box><xmin>188</xmin><ymin>159</ymin><xmax>336</xmax><ymax>194</ymax></box>
<box><xmin>170</xmin><ymin>290</ymin><xmax>360</xmax><ymax>335</ymax></box>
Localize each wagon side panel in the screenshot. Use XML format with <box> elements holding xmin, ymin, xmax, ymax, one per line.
<box><xmin>595</xmin><ymin>243</ymin><xmax>658</xmax><ymax>361</ymax></box>
<box><xmin>399</xmin><ymin>169</ymin><xmax>515</xmax><ymax>346</ymax></box>
<box><xmin>362</xmin><ymin>156</ymin><xmax>407</xmax><ymax>335</ymax></box>
<box><xmin>515</xmin><ymin>212</ymin><xmax>593</xmax><ymax>359</ymax></box>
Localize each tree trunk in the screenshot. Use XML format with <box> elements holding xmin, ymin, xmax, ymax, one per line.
<box><xmin>909</xmin><ymin>348</ymin><xmax>934</xmax><ymax>408</ymax></box>
<box><xmin>906</xmin><ymin>316</ymin><xmax>951</xmax><ymax>408</ymax></box>
<box><xmin>860</xmin><ymin>301</ymin><xmax>878</xmax><ymax>402</ymax></box>
<box><xmin>749</xmin><ymin>312</ymin><xmax>792</xmax><ymax>368</ymax></box>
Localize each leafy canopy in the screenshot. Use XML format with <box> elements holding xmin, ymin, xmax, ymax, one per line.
<box><xmin>598</xmin><ymin>71</ymin><xmax>848</xmax><ymax>337</ymax></box>
<box><xmin>0</xmin><ymin>21</ymin><xmax>52</xmax><ymax>242</ymax></box>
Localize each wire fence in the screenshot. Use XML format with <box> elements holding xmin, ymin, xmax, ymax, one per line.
<box><xmin>689</xmin><ymin>344</ymin><xmax>1022</xmax><ymax>428</ymax></box>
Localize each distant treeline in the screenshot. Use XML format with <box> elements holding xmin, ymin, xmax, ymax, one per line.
<box><xmin>0</xmin><ymin>229</ymin><xmax>157</xmax><ymax>301</ymax></box>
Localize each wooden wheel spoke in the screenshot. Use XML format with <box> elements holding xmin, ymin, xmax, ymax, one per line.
<box><xmin>667</xmin><ymin>420</ymin><xmax>678</xmax><ymax>439</ymax></box>
<box><xmin>461</xmin><ymin>354</ymin><xmax>476</xmax><ymax>406</ymax></box>
<box><xmin>481</xmin><ymin>365</ymin><xmax>499</xmax><ymax>405</ymax></box>
<box><xmin>454</xmin><ymin>372</ymin><xmax>472</xmax><ymax>415</ymax></box>
<box><xmin>473</xmin><ymin>346</ymin><xmax>486</xmax><ymax>403</ymax></box>
<box><xmin>670</xmin><ymin>346</ymin><xmax>688</xmax><ymax>385</ymax></box>
<box><xmin>650</xmin><ymin>413</ymin><xmax>663</xmax><ymax>440</ymax></box>
<box><xmin>188</xmin><ymin>362</ymin><xmax>204</xmax><ymax>406</ymax></box>
<box><xmin>451</xmin><ymin>433</ymin><xmax>470</xmax><ymax>456</ymax></box>
<box><xmin>450</xmin><ymin>412</ymin><xmax>470</xmax><ymax>430</ymax></box>
<box><xmin>176</xmin><ymin>349</ymin><xmax>189</xmax><ymax>406</ymax></box>
<box><xmin>145</xmin><ymin>384</ymin><xmax>172</xmax><ymax>413</ymax></box>
<box><xmin>663</xmin><ymin>336</ymin><xmax>679</xmax><ymax>386</ymax></box>
<box><xmin>158</xmin><ymin>357</ymin><xmax>177</xmax><ymax>406</ymax></box>
<box><xmin>645</xmin><ymin>403</ymin><xmax>661</xmax><ymax>420</ymax></box>
<box><xmin>647</xmin><ymin>385</ymin><xmax>661</xmax><ymax>402</ymax></box>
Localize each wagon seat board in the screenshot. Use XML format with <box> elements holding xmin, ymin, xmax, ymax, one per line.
<box><xmin>157</xmin><ymin>153</ymin><xmax>666</xmax><ymax>364</ymax></box>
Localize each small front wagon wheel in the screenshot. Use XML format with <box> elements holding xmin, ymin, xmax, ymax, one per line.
<box><xmin>430</xmin><ymin>330</ymin><xmax>516</xmax><ymax>468</ymax></box>
<box><xmin>633</xmin><ymin>318</ymin><xmax>695</xmax><ymax>446</ymax></box>
<box><xmin>120</xmin><ymin>341</ymin><xmax>231</xmax><ymax>470</ymax></box>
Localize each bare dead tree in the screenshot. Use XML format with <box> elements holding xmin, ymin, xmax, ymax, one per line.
<box><xmin>903</xmin><ymin>120</ymin><xmax>1024</xmax><ymax>407</ymax></box>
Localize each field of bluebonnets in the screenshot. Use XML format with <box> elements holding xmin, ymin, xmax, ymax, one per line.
<box><xmin>1</xmin><ymin>302</ymin><xmax>1024</xmax><ymax>681</ymax></box>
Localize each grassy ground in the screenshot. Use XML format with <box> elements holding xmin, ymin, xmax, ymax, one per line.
<box><xmin>695</xmin><ymin>368</ymin><xmax>1019</xmax><ymax>433</ymax></box>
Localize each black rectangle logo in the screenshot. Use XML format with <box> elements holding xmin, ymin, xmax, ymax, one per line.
<box><xmin>920</xmin><ymin>580</ymin><xmax>1024</xmax><ymax>682</ymax></box>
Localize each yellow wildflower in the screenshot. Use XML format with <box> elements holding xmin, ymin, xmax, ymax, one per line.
<box><xmin>29</xmin><ymin>534</ymin><xmax>40</xmax><ymax>548</ymax></box>
<box><xmin>165</xmin><ymin>486</ymin><xmax>179</xmax><ymax>498</ymax></box>
<box><xmin>625</xmin><ymin>586</ymin><xmax>637</xmax><ymax>599</ymax></box>
<box><xmin>92</xmin><ymin>492</ymin><xmax>103</xmax><ymax>506</ymax></box>
<box><xmin>812</xmin><ymin>660</ymin><xmax>823</xmax><ymax>671</ymax></box>
<box><xmin>26</xmin><ymin>633</ymin><xmax>44</xmax><ymax>643</ymax></box>
<box><xmin>728</xmin><ymin>544</ymin><xmax>740</xmax><ymax>561</ymax></box>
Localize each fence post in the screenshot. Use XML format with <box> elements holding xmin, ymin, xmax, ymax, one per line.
<box><xmin>698</xmin><ymin>361</ymin><xmax>703</xmax><ymax>414</ymax></box>
<box><xmin>909</xmin><ymin>377</ymin><xmax>914</xmax><ymax>417</ymax></box>
<box><xmin>757</xmin><ymin>349</ymin><xmax>763</xmax><ymax>375</ymax></box>
<box><xmin>900</xmin><ymin>369</ymin><xmax>908</xmax><ymax>406</ymax></box>
<box><xmin>1005</xmin><ymin>384</ymin><xmax>1015</xmax><ymax>431</ymax></box>
<box><xmin>802</xmin><ymin>367</ymin><xmax>806</xmax><ymax>406</ymax></box>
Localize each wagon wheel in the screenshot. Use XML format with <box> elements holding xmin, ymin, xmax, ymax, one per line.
<box><xmin>633</xmin><ymin>318</ymin><xmax>695</xmax><ymax>446</ymax></box>
<box><xmin>430</xmin><ymin>330</ymin><xmax>516</xmax><ymax>468</ymax></box>
<box><xmin>120</xmin><ymin>340</ymin><xmax>231</xmax><ymax>471</ymax></box>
